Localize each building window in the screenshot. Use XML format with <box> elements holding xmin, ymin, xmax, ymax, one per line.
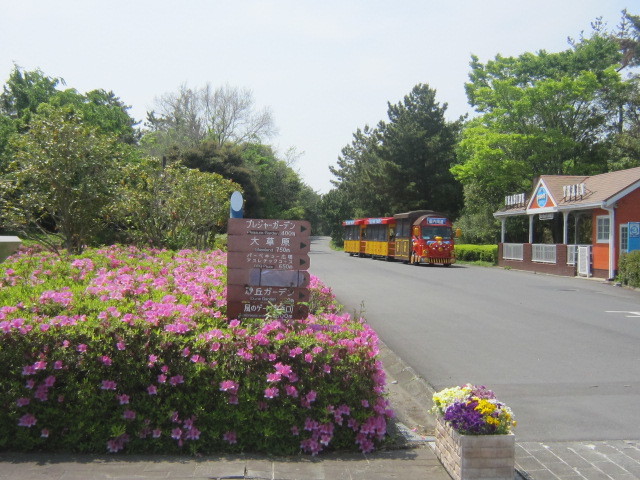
<box><xmin>620</xmin><ymin>224</ymin><xmax>629</xmax><ymax>254</ymax></box>
<box><xmin>597</xmin><ymin>215</ymin><xmax>610</xmax><ymax>243</ymax></box>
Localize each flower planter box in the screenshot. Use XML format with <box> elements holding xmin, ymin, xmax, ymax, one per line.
<box><xmin>434</xmin><ymin>416</ymin><xmax>515</xmax><ymax>480</ymax></box>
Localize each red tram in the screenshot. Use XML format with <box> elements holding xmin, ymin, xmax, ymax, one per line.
<box><xmin>342</xmin><ymin>210</ymin><xmax>459</xmax><ymax>266</ymax></box>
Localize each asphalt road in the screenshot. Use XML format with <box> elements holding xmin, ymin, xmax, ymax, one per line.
<box><xmin>308</xmin><ymin>237</ymin><xmax>640</xmax><ymax>442</ymax></box>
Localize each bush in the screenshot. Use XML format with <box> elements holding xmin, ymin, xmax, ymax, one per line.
<box><xmin>454</xmin><ymin>244</ymin><xmax>498</xmax><ymax>264</ymax></box>
<box><xmin>0</xmin><ymin>246</ymin><xmax>392</xmax><ymax>455</ymax></box>
<box><xmin>618</xmin><ymin>251</ymin><xmax>640</xmax><ymax>288</ymax></box>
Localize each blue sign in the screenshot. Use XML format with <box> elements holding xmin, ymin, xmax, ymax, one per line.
<box><xmin>629</xmin><ymin>222</ymin><xmax>640</xmax><ymax>253</ymax></box>
<box><xmin>368</xmin><ymin>218</ymin><xmax>383</xmax><ymax>224</ymax></box>
<box><xmin>536</xmin><ymin>186</ymin><xmax>548</xmax><ymax>208</ymax></box>
<box><xmin>427</xmin><ymin>218</ymin><xmax>446</xmax><ymax>225</ymax></box>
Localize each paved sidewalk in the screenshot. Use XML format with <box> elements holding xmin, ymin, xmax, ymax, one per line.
<box><xmin>516</xmin><ymin>440</ymin><xmax>640</xmax><ymax>480</ymax></box>
<box><xmin>0</xmin><ymin>447</ymin><xmax>451</xmax><ymax>480</ymax></box>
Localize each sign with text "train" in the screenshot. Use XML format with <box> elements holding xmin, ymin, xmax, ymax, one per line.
<box><xmin>227</xmin><ymin>218</ymin><xmax>311</xmax><ymax>320</ymax></box>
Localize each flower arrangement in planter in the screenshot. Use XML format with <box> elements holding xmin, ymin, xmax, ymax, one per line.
<box><xmin>431</xmin><ymin>384</ymin><xmax>516</xmax><ymax>480</ymax></box>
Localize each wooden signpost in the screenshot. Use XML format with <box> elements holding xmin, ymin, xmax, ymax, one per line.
<box><xmin>227</xmin><ymin>218</ymin><xmax>311</xmax><ymax>320</ymax></box>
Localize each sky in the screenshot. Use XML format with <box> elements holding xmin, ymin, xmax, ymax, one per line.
<box><xmin>0</xmin><ymin>1</ymin><xmax>634</xmax><ymax>194</ymax></box>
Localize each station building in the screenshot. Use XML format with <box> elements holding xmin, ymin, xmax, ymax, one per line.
<box><xmin>494</xmin><ymin>166</ymin><xmax>640</xmax><ymax>279</ymax></box>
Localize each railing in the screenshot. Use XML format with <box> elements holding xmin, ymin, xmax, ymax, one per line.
<box><xmin>532</xmin><ymin>244</ymin><xmax>556</xmax><ymax>263</ymax></box>
<box><xmin>503</xmin><ymin>243</ymin><xmax>524</xmax><ymax>261</ymax></box>
<box><xmin>567</xmin><ymin>244</ymin><xmax>591</xmax><ymax>265</ymax></box>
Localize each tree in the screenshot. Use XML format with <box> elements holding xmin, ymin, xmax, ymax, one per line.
<box><xmin>376</xmin><ymin>84</ymin><xmax>463</xmax><ymax>218</ymax></box>
<box><xmin>329</xmin><ymin>84</ymin><xmax>464</xmax><ymax>231</ymax></box>
<box><xmin>452</xmin><ymin>28</ymin><xmax>630</xmax><ymax>242</ymax></box>
<box><xmin>49</xmin><ymin>88</ymin><xmax>139</xmax><ymax>144</ymax></box>
<box><xmin>329</xmin><ymin>126</ymin><xmax>388</xmax><ymax>218</ymax></box>
<box><xmin>0</xmin><ymin>106</ymin><xmax>128</xmax><ymax>253</ymax></box>
<box><xmin>0</xmin><ymin>66</ymin><xmax>62</xmax><ymax>122</ymax></box>
<box><xmin>110</xmin><ymin>159</ymin><xmax>239</xmax><ymax>249</ymax></box>
<box><xmin>143</xmin><ymin>83</ymin><xmax>276</xmax><ymax>155</ymax></box>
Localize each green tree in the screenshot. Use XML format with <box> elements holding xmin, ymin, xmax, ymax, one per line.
<box><xmin>318</xmin><ymin>188</ymin><xmax>354</xmax><ymax>245</ymax></box>
<box><xmin>110</xmin><ymin>159</ymin><xmax>239</xmax><ymax>249</ymax></box>
<box><xmin>0</xmin><ymin>66</ymin><xmax>62</xmax><ymax>123</ymax></box>
<box><xmin>329</xmin><ymin>126</ymin><xmax>388</xmax><ymax>218</ymax></box>
<box><xmin>0</xmin><ymin>106</ymin><xmax>129</xmax><ymax>253</ymax></box>
<box><xmin>452</xmin><ymin>28</ymin><xmax>629</xmax><ymax>242</ymax></box>
<box><xmin>376</xmin><ymin>84</ymin><xmax>463</xmax><ymax>218</ymax></box>
<box><xmin>329</xmin><ymin>83</ymin><xmax>464</xmax><ymax>234</ymax></box>
<box><xmin>49</xmin><ymin>88</ymin><xmax>139</xmax><ymax>144</ymax></box>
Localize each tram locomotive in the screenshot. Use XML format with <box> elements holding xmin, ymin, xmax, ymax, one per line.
<box><xmin>342</xmin><ymin>210</ymin><xmax>459</xmax><ymax>266</ymax></box>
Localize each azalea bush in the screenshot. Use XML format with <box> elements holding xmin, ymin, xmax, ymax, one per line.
<box><xmin>0</xmin><ymin>245</ymin><xmax>392</xmax><ymax>455</ymax></box>
<box><xmin>431</xmin><ymin>384</ymin><xmax>515</xmax><ymax>435</ymax></box>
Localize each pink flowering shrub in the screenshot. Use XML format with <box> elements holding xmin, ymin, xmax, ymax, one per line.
<box><xmin>0</xmin><ymin>246</ymin><xmax>392</xmax><ymax>455</ymax></box>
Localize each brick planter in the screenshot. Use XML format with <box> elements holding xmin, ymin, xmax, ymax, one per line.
<box><xmin>434</xmin><ymin>416</ymin><xmax>515</xmax><ymax>480</ymax></box>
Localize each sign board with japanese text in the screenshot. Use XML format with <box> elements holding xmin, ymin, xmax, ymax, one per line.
<box><xmin>227</xmin><ymin>218</ymin><xmax>311</xmax><ymax>320</ymax></box>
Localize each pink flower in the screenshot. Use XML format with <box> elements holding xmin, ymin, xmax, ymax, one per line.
<box><xmin>77</xmin><ymin>344</ymin><xmax>87</xmax><ymax>353</ymax></box>
<box><xmin>44</xmin><ymin>375</ymin><xmax>56</xmax><ymax>387</ymax></box>
<box><xmin>266</xmin><ymin>373</ymin><xmax>281</xmax><ymax>383</ymax></box>
<box><xmin>123</xmin><ymin>409</ymin><xmax>136</xmax><ymax>420</ymax></box>
<box><xmin>229</xmin><ymin>319</ymin><xmax>240</xmax><ymax>328</ymax></box>
<box><xmin>264</xmin><ymin>387</ymin><xmax>279</xmax><ymax>399</ymax></box>
<box><xmin>40</xmin><ymin>428</ymin><xmax>50</xmax><ymax>438</ymax></box>
<box><xmin>219</xmin><ymin>380</ymin><xmax>239</xmax><ymax>394</ymax></box>
<box><xmin>116</xmin><ymin>341</ymin><xmax>126</xmax><ymax>351</ymax></box>
<box><xmin>101</xmin><ymin>380</ymin><xmax>117</xmax><ymax>390</ymax></box>
<box><xmin>152</xmin><ymin>429</ymin><xmax>162</xmax><ymax>438</ymax></box>
<box><xmin>117</xmin><ymin>394</ymin><xmax>130</xmax><ymax>405</ymax></box>
<box><xmin>21</xmin><ymin>365</ymin><xmax>36</xmax><ymax>376</ymax></box>
<box><xmin>157</xmin><ymin>374</ymin><xmax>167</xmax><ymax>384</ymax></box>
<box><xmin>34</xmin><ymin>361</ymin><xmax>47</xmax><ymax>371</ymax></box>
<box><xmin>223</xmin><ymin>431</ymin><xmax>237</xmax><ymax>444</ymax></box>
<box><xmin>289</xmin><ymin>347</ymin><xmax>303</xmax><ymax>358</ymax></box>
<box><xmin>285</xmin><ymin>385</ymin><xmax>298</xmax><ymax>398</ymax></box>
<box><xmin>100</xmin><ymin>356</ymin><xmax>112</xmax><ymax>366</ymax></box>
<box><xmin>169</xmin><ymin>375</ymin><xmax>184</xmax><ymax>386</ymax></box>
<box><xmin>171</xmin><ymin>428</ymin><xmax>182</xmax><ymax>440</ymax></box>
<box><xmin>147</xmin><ymin>385</ymin><xmax>158</xmax><ymax>395</ymax></box>
<box><xmin>54</xmin><ymin>361</ymin><xmax>63</xmax><ymax>370</ymax></box>
<box><xmin>18</xmin><ymin>413</ymin><xmax>37</xmax><ymax>428</ymax></box>
<box><xmin>16</xmin><ymin>397</ymin><xmax>30</xmax><ymax>407</ymax></box>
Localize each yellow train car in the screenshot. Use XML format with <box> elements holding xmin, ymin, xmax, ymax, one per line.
<box><xmin>363</xmin><ymin>217</ymin><xmax>396</xmax><ymax>260</ymax></box>
<box><xmin>342</xmin><ymin>219</ymin><xmax>365</xmax><ymax>256</ymax></box>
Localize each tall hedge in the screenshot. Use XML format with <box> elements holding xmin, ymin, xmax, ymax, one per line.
<box><xmin>618</xmin><ymin>251</ymin><xmax>640</xmax><ymax>288</ymax></box>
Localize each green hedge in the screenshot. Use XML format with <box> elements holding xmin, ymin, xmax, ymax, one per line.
<box><xmin>454</xmin><ymin>244</ymin><xmax>498</xmax><ymax>264</ymax></box>
<box><xmin>618</xmin><ymin>251</ymin><xmax>640</xmax><ymax>288</ymax></box>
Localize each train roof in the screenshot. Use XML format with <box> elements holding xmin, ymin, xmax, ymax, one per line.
<box><xmin>364</xmin><ymin>217</ymin><xmax>395</xmax><ymax>225</ymax></box>
<box><xmin>342</xmin><ymin>219</ymin><xmax>365</xmax><ymax>226</ymax></box>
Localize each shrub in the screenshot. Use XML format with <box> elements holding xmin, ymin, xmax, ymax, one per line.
<box><xmin>0</xmin><ymin>246</ymin><xmax>392</xmax><ymax>455</ymax></box>
<box><xmin>618</xmin><ymin>251</ymin><xmax>640</xmax><ymax>288</ymax></box>
<box><xmin>454</xmin><ymin>244</ymin><xmax>498</xmax><ymax>264</ymax></box>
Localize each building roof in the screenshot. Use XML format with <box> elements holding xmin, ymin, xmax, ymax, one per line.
<box><xmin>495</xmin><ymin>166</ymin><xmax>640</xmax><ymax>217</ymax></box>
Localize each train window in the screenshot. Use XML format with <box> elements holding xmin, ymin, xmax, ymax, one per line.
<box><xmin>421</xmin><ymin>226</ymin><xmax>453</xmax><ymax>240</ymax></box>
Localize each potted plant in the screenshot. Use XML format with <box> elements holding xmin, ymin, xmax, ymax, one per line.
<box><xmin>431</xmin><ymin>384</ymin><xmax>516</xmax><ymax>480</ymax></box>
